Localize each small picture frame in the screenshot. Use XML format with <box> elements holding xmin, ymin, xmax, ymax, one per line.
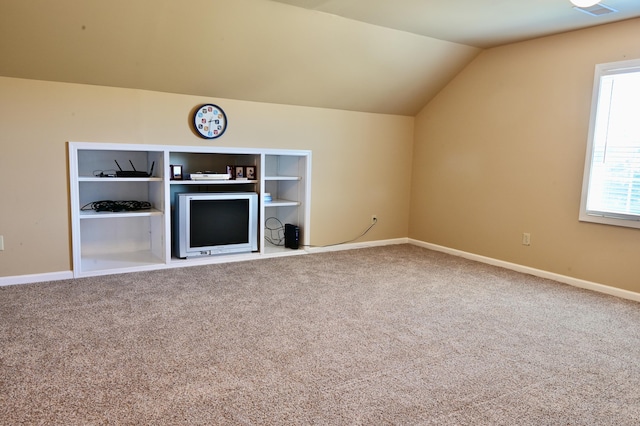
<box><xmin>245</xmin><ymin>166</ymin><xmax>256</xmax><ymax>180</ymax></box>
<box><xmin>226</xmin><ymin>165</ymin><xmax>235</xmax><ymax>179</ymax></box>
<box><xmin>170</xmin><ymin>164</ymin><xmax>183</xmax><ymax>180</ymax></box>
<box><xmin>235</xmin><ymin>166</ymin><xmax>245</xmax><ymax>179</ymax></box>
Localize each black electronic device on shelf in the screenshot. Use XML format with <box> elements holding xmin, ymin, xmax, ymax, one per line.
<box><xmin>284</xmin><ymin>224</ymin><xmax>300</xmax><ymax>249</ymax></box>
<box><xmin>114</xmin><ymin>159</ymin><xmax>154</xmax><ymax>177</ymax></box>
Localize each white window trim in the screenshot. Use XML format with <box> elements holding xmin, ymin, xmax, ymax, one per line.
<box><xmin>579</xmin><ymin>58</ymin><xmax>640</xmax><ymax>229</ymax></box>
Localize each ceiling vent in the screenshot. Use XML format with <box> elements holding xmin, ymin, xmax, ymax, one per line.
<box><xmin>574</xmin><ymin>3</ymin><xmax>618</xmax><ymax>16</ymax></box>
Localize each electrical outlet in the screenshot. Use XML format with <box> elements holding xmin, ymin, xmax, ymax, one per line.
<box><xmin>522</xmin><ymin>232</ymin><xmax>531</xmax><ymax>246</ymax></box>
<box><xmin>0</xmin><ymin>235</ymin><xmax>4</xmax><ymax>251</ymax></box>
<box><xmin>371</xmin><ymin>215</ymin><xmax>378</xmax><ymax>224</ymax></box>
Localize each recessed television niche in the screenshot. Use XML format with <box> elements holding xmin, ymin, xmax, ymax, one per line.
<box><xmin>174</xmin><ymin>192</ymin><xmax>258</xmax><ymax>258</ymax></box>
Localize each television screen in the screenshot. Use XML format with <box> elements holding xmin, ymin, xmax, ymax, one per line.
<box><xmin>190</xmin><ymin>199</ymin><xmax>249</xmax><ymax>247</ymax></box>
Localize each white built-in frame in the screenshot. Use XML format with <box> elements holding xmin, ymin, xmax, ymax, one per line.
<box><xmin>68</xmin><ymin>142</ymin><xmax>311</xmax><ymax>278</ymax></box>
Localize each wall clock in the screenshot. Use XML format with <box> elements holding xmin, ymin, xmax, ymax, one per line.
<box><xmin>193</xmin><ymin>104</ymin><xmax>227</xmax><ymax>139</ymax></box>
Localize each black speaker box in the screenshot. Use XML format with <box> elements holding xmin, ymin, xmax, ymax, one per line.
<box><xmin>284</xmin><ymin>224</ymin><xmax>300</xmax><ymax>249</ymax></box>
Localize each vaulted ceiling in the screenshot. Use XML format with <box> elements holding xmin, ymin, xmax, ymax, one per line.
<box><xmin>1</xmin><ymin>0</ymin><xmax>639</xmax><ymax>116</ymax></box>
<box><xmin>271</xmin><ymin>0</ymin><xmax>640</xmax><ymax>48</ymax></box>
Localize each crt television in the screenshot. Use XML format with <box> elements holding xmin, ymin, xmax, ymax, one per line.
<box><xmin>174</xmin><ymin>192</ymin><xmax>258</xmax><ymax>258</ymax></box>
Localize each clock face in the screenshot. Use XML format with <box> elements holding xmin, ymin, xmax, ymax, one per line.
<box><xmin>194</xmin><ymin>104</ymin><xmax>227</xmax><ymax>139</ymax></box>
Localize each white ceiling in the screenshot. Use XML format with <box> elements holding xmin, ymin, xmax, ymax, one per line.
<box><xmin>270</xmin><ymin>0</ymin><xmax>640</xmax><ymax>48</ymax></box>
<box><xmin>1</xmin><ymin>0</ymin><xmax>639</xmax><ymax>116</ymax></box>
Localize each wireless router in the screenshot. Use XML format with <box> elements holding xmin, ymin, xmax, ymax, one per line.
<box><xmin>114</xmin><ymin>160</ymin><xmax>154</xmax><ymax>177</ymax></box>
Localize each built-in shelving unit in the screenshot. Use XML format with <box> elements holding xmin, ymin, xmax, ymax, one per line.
<box><xmin>69</xmin><ymin>142</ymin><xmax>311</xmax><ymax>277</ymax></box>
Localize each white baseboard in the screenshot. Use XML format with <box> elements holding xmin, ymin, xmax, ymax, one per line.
<box><xmin>306</xmin><ymin>238</ymin><xmax>409</xmax><ymax>254</ymax></box>
<box><xmin>0</xmin><ymin>270</ymin><xmax>74</xmax><ymax>287</ymax></box>
<box><xmin>4</xmin><ymin>239</ymin><xmax>638</xmax><ymax>305</ymax></box>
<box><xmin>409</xmin><ymin>239</ymin><xmax>640</xmax><ymax>303</ymax></box>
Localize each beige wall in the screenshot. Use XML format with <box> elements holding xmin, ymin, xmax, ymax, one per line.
<box><xmin>3</xmin><ymin>17</ymin><xmax>640</xmax><ymax>295</ymax></box>
<box><xmin>0</xmin><ymin>77</ymin><xmax>413</xmax><ymax>277</ymax></box>
<box><xmin>410</xmin><ymin>18</ymin><xmax>640</xmax><ymax>293</ymax></box>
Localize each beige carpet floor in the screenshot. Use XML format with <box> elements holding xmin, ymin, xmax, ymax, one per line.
<box><xmin>1</xmin><ymin>244</ymin><xmax>639</xmax><ymax>425</ymax></box>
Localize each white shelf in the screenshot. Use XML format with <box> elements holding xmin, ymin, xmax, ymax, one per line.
<box><xmin>263</xmin><ymin>242</ymin><xmax>306</xmax><ymax>256</ymax></box>
<box><xmin>264</xmin><ymin>176</ymin><xmax>301</xmax><ymax>181</ymax></box>
<box><xmin>79</xmin><ymin>209</ymin><xmax>163</xmax><ymax>219</ymax></box>
<box><xmin>170</xmin><ymin>179</ymin><xmax>258</xmax><ymax>185</ymax></box>
<box><xmin>79</xmin><ymin>177</ymin><xmax>162</xmax><ymax>182</ymax></box>
<box><xmin>264</xmin><ymin>199</ymin><xmax>300</xmax><ymax>207</ymax></box>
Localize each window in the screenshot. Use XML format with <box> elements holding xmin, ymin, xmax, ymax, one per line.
<box><xmin>580</xmin><ymin>58</ymin><xmax>640</xmax><ymax>229</ymax></box>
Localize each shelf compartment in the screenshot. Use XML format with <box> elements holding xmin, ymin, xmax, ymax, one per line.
<box><xmin>80</xmin><ymin>251</ymin><xmax>165</xmax><ymax>274</ymax></box>
<box><xmin>262</xmin><ymin>204</ymin><xmax>304</xmax><ymax>235</ymax></box>
<box><xmin>264</xmin><ymin>180</ymin><xmax>303</xmax><ymax>206</ymax></box>
<box><xmin>168</xmin><ymin>152</ymin><xmax>259</xmax><ymax>177</ymax></box>
<box><xmin>264</xmin><ymin>155</ymin><xmax>305</xmax><ymax>178</ymax></box>
<box><xmin>77</xmin><ymin>149</ymin><xmax>162</xmax><ymax>178</ymax></box>
<box><xmin>78</xmin><ymin>180</ymin><xmax>164</xmax><ymax>214</ymax></box>
<box><xmin>78</xmin><ymin>215</ymin><xmax>164</xmax><ymax>273</ymax></box>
